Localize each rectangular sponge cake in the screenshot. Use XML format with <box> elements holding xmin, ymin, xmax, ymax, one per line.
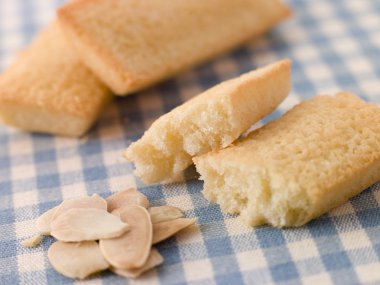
<box><xmin>58</xmin><ymin>0</ymin><xmax>291</xmax><ymax>95</ymax></box>
<box><xmin>0</xmin><ymin>22</ymin><xmax>111</xmax><ymax>137</ymax></box>
<box><xmin>125</xmin><ymin>59</ymin><xmax>291</xmax><ymax>184</ymax></box>
<box><xmin>194</xmin><ymin>93</ymin><xmax>380</xmax><ymax>228</ymax></box>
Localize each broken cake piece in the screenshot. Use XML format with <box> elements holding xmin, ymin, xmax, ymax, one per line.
<box><xmin>125</xmin><ymin>59</ymin><xmax>291</xmax><ymax>184</ymax></box>
<box><xmin>194</xmin><ymin>93</ymin><xmax>380</xmax><ymax>227</ymax></box>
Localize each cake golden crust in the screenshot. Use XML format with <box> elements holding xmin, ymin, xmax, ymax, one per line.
<box><xmin>58</xmin><ymin>0</ymin><xmax>291</xmax><ymax>94</ymax></box>
<box><xmin>0</xmin><ymin>22</ymin><xmax>111</xmax><ymax>137</ymax></box>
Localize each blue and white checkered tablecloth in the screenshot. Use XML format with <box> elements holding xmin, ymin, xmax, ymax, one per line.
<box><xmin>1</xmin><ymin>0</ymin><xmax>380</xmax><ymax>284</ymax></box>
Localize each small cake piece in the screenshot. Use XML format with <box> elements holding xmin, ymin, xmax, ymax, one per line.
<box><xmin>194</xmin><ymin>93</ymin><xmax>380</xmax><ymax>228</ymax></box>
<box><xmin>125</xmin><ymin>60</ymin><xmax>291</xmax><ymax>184</ymax></box>
<box><xmin>57</xmin><ymin>0</ymin><xmax>291</xmax><ymax>94</ymax></box>
<box><xmin>0</xmin><ymin>22</ymin><xmax>111</xmax><ymax>137</ymax></box>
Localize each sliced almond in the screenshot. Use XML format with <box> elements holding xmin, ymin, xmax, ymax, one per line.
<box><xmin>21</xmin><ymin>234</ymin><xmax>43</xmax><ymax>248</ymax></box>
<box><xmin>48</xmin><ymin>241</ymin><xmax>109</xmax><ymax>279</ymax></box>
<box><xmin>52</xmin><ymin>194</ymin><xmax>107</xmax><ymax>220</ymax></box>
<box><xmin>111</xmin><ymin>248</ymin><xmax>163</xmax><ymax>278</ymax></box>
<box><xmin>36</xmin><ymin>206</ymin><xmax>59</xmax><ymax>235</ymax></box>
<box><xmin>153</xmin><ymin>218</ymin><xmax>196</xmax><ymax>244</ymax></box>
<box><xmin>149</xmin><ymin>206</ymin><xmax>183</xmax><ymax>224</ymax></box>
<box><xmin>51</xmin><ymin>208</ymin><xmax>129</xmax><ymax>242</ymax></box>
<box><xmin>106</xmin><ymin>188</ymin><xmax>149</xmax><ymax>212</ymax></box>
<box><xmin>99</xmin><ymin>205</ymin><xmax>152</xmax><ymax>269</ymax></box>
<box><xmin>111</xmin><ymin>206</ymin><xmax>128</xmax><ymax>217</ymax></box>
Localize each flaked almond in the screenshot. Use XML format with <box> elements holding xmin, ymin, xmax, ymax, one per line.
<box><xmin>36</xmin><ymin>206</ymin><xmax>59</xmax><ymax>235</ymax></box>
<box><xmin>52</xmin><ymin>194</ymin><xmax>107</xmax><ymax>220</ymax></box>
<box><xmin>149</xmin><ymin>206</ymin><xmax>183</xmax><ymax>224</ymax></box>
<box><xmin>21</xmin><ymin>234</ymin><xmax>43</xmax><ymax>248</ymax></box>
<box><xmin>99</xmin><ymin>205</ymin><xmax>152</xmax><ymax>269</ymax></box>
<box><xmin>51</xmin><ymin>208</ymin><xmax>129</xmax><ymax>242</ymax></box>
<box><xmin>48</xmin><ymin>241</ymin><xmax>109</xmax><ymax>279</ymax></box>
<box><xmin>106</xmin><ymin>188</ymin><xmax>149</xmax><ymax>212</ymax></box>
<box><xmin>111</xmin><ymin>248</ymin><xmax>163</xmax><ymax>278</ymax></box>
<box><xmin>153</xmin><ymin>218</ymin><xmax>196</xmax><ymax>244</ymax></box>
<box><xmin>111</xmin><ymin>205</ymin><xmax>129</xmax><ymax>217</ymax></box>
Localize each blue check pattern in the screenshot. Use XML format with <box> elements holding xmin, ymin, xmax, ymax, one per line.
<box><xmin>1</xmin><ymin>0</ymin><xmax>380</xmax><ymax>284</ymax></box>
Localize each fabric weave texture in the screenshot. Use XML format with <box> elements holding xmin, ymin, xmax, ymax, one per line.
<box><xmin>0</xmin><ymin>0</ymin><xmax>380</xmax><ymax>284</ymax></box>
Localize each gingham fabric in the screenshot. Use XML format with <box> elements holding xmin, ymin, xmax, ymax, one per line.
<box><xmin>1</xmin><ymin>0</ymin><xmax>380</xmax><ymax>284</ymax></box>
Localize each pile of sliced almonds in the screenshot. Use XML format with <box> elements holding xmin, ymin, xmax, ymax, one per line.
<box><xmin>22</xmin><ymin>188</ymin><xmax>196</xmax><ymax>280</ymax></box>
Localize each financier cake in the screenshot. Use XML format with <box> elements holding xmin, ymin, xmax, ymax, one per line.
<box><xmin>194</xmin><ymin>93</ymin><xmax>380</xmax><ymax>227</ymax></box>
<box><xmin>0</xmin><ymin>22</ymin><xmax>111</xmax><ymax>137</ymax></box>
<box><xmin>58</xmin><ymin>0</ymin><xmax>291</xmax><ymax>94</ymax></box>
<box><xmin>125</xmin><ymin>59</ymin><xmax>291</xmax><ymax>184</ymax></box>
